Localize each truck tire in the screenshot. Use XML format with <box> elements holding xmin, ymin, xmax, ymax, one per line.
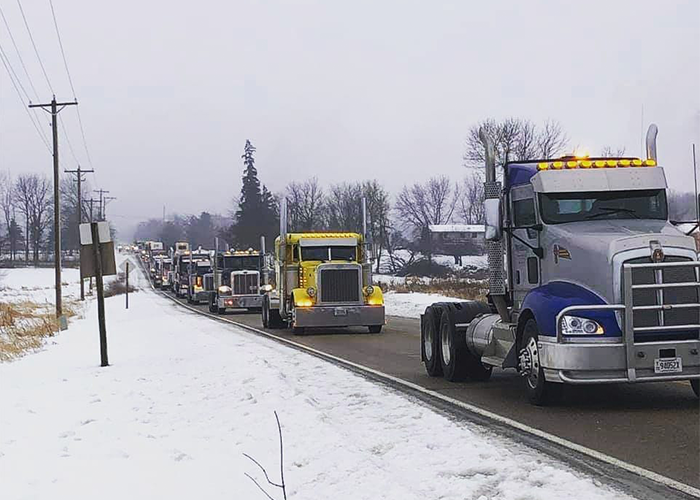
<box><xmin>421</xmin><ymin>305</ymin><xmax>443</xmax><ymax>377</ymax></box>
<box><xmin>209</xmin><ymin>296</ymin><xmax>217</xmax><ymax>313</ymax></box>
<box><xmin>265</xmin><ymin>296</ymin><xmax>285</xmax><ymax>330</ymax></box>
<box><xmin>368</xmin><ymin>325</ymin><xmax>382</xmax><ymax>334</ymax></box>
<box><xmin>439</xmin><ymin>302</ymin><xmax>492</xmax><ymax>382</ymax></box>
<box><xmin>217</xmin><ymin>307</ymin><xmax>225</xmax><ymax>314</ymax></box>
<box><xmin>691</xmin><ymin>380</ymin><xmax>699</xmax><ymax>398</ymax></box>
<box><xmin>262</xmin><ymin>296</ymin><xmax>270</xmax><ymax>328</ymax></box>
<box><xmin>520</xmin><ymin>319</ymin><xmax>562</xmax><ymax>406</ymax></box>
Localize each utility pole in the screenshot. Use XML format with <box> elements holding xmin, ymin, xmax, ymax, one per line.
<box><xmin>29</xmin><ymin>96</ymin><xmax>78</xmax><ymax>322</ymax></box>
<box><xmin>65</xmin><ymin>166</ymin><xmax>94</xmax><ymax>301</ymax></box>
<box><xmin>94</xmin><ymin>189</ymin><xmax>109</xmax><ymax>221</ymax></box>
<box><xmin>103</xmin><ymin>196</ymin><xmax>117</xmax><ymax>220</ymax></box>
<box><xmin>87</xmin><ymin>197</ymin><xmax>98</xmax><ymax>222</ymax></box>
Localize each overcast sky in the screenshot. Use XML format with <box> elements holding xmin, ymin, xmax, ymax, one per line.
<box><xmin>1</xmin><ymin>0</ymin><xmax>698</xmax><ymax>238</ymax></box>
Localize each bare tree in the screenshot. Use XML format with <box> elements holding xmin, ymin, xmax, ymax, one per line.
<box><xmin>459</xmin><ymin>172</ymin><xmax>485</xmax><ymax>225</ymax></box>
<box><xmin>285</xmin><ymin>178</ymin><xmax>325</xmax><ymax>232</ymax></box>
<box><xmin>599</xmin><ymin>146</ymin><xmax>627</xmax><ymax>158</ymax></box>
<box><xmin>361</xmin><ymin>180</ymin><xmax>391</xmax><ymax>273</ymax></box>
<box><xmin>15</xmin><ymin>174</ymin><xmax>52</xmax><ymax>264</ymax></box>
<box><xmin>14</xmin><ymin>174</ymin><xmax>33</xmax><ymax>263</ymax></box>
<box><xmin>464</xmin><ymin>118</ymin><xmax>568</xmax><ymax>174</ymax></box>
<box><xmin>0</xmin><ymin>171</ymin><xmax>12</xmax><ymax>258</ymax></box>
<box><xmin>324</xmin><ymin>182</ymin><xmax>364</xmax><ymax>231</ymax></box>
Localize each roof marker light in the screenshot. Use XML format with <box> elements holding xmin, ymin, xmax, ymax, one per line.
<box><xmin>632</xmin><ymin>159</ymin><xmax>643</xmax><ymax>166</ymax></box>
<box><xmin>606</xmin><ymin>160</ymin><xmax>618</xmax><ymax>167</ymax></box>
<box><xmin>618</xmin><ymin>159</ymin><xmax>631</xmax><ymax>167</ymax></box>
<box><xmin>644</xmin><ymin>159</ymin><xmax>656</xmax><ymax>166</ymax></box>
<box><xmin>566</xmin><ymin>160</ymin><xmax>578</xmax><ymax>169</ymax></box>
<box><xmin>537</xmin><ymin>162</ymin><xmax>549</xmax><ymax>171</ymax></box>
<box><xmin>579</xmin><ymin>160</ymin><xmax>593</xmax><ymax>168</ymax></box>
<box><xmin>594</xmin><ymin>160</ymin><xmax>606</xmax><ymax>168</ymax></box>
<box><xmin>552</xmin><ymin>161</ymin><xmax>564</xmax><ymax>169</ymax></box>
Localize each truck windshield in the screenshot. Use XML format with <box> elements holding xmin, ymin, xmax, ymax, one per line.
<box><xmin>539</xmin><ymin>189</ymin><xmax>667</xmax><ymax>224</ymax></box>
<box><xmin>222</xmin><ymin>256</ymin><xmax>260</xmax><ymax>270</ymax></box>
<box><xmin>301</xmin><ymin>246</ymin><xmax>357</xmax><ymax>261</ymax></box>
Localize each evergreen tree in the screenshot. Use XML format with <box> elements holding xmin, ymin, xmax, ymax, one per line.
<box><xmin>229</xmin><ymin>140</ymin><xmax>279</xmax><ymax>249</ymax></box>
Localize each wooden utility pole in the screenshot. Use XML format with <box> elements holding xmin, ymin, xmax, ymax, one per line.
<box><xmin>94</xmin><ymin>189</ymin><xmax>109</xmax><ymax>221</ymax></box>
<box><xmin>29</xmin><ymin>96</ymin><xmax>78</xmax><ymax>321</ymax></box>
<box><xmin>90</xmin><ymin>222</ymin><xmax>109</xmax><ymax>366</ymax></box>
<box><xmin>65</xmin><ymin>166</ymin><xmax>94</xmax><ymax>301</ymax></box>
<box><xmin>87</xmin><ymin>197</ymin><xmax>98</xmax><ymax>222</ymax></box>
<box><xmin>103</xmin><ymin>196</ymin><xmax>117</xmax><ymax>220</ymax></box>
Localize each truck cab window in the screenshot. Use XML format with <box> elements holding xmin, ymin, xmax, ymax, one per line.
<box><xmin>539</xmin><ymin>189</ymin><xmax>667</xmax><ymax>224</ymax></box>
<box><xmin>514</xmin><ymin>198</ymin><xmax>536</xmax><ymax>227</ymax></box>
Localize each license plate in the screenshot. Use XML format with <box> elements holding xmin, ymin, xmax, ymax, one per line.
<box><xmin>654</xmin><ymin>357</ymin><xmax>682</xmax><ymax>374</ymax></box>
<box><xmin>334</xmin><ymin>307</ymin><xmax>347</xmax><ymax>317</ymax></box>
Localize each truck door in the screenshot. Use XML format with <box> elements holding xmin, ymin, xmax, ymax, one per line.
<box><xmin>510</xmin><ymin>184</ymin><xmax>540</xmax><ymax>305</ymax></box>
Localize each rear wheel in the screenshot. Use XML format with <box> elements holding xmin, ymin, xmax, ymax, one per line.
<box><xmin>262</xmin><ymin>296</ymin><xmax>270</xmax><ymax>328</ymax></box>
<box><xmin>691</xmin><ymin>380</ymin><xmax>699</xmax><ymax>398</ymax></box>
<box><xmin>368</xmin><ymin>325</ymin><xmax>382</xmax><ymax>334</ymax></box>
<box><xmin>421</xmin><ymin>305</ymin><xmax>443</xmax><ymax>377</ymax></box>
<box><xmin>209</xmin><ymin>295</ymin><xmax>217</xmax><ymax>313</ymax></box>
<box><xmin>438</xmin><ymin>302</ymin><xmax>492</xmax><ymax>382</ymax></box>
<box><xmin>519</xmin><ymin>319</ymin><xmax>562</xmax><ymax>405</ymax></box>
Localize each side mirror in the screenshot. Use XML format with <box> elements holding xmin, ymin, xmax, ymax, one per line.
<box><xmin>484</xmin><ymin>198</ymin><xmax>502</xmax><ymax>241</ymax></box>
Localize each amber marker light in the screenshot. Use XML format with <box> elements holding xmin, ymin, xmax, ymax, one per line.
<box><xmin>606</xmin><ymin>160</ymin><xmax>618</xmax><ymax>167</ymax></box>
<box><xmin>579</xmin><ymin>160</ymin><xmax>593</xmax><ymax>168</ymax></box>
<box><xmin>632</xmin><ymin>159</ymin><xmax>643</xmax><ymax>166</ymax></box>
<box><xmin>537</xmin><ymin>162</ymin><xmax>549</xmax><ymax>171</ymax></box>
<box><xmin>566</xmin><ymin>160</ymin><xmax>578</xmax><ymax>169</ymax></box>
<box><xmin>644</xmin><ymin>159</ymin><xmax>657</xmax><ymax>166</ymax></box>
<box><xmin>552</xmin><ymin>161</ymin><xmax>564</xmax><ymax>169</ymax></box>
<box><xmin>594</xmin><ymin>160</ymin><xmax>606</xmax><ymax>168</ymax></box>
<box><xmin>618</xmin><ymin>159</ymin><xmax>631</xmax><ymax>167</ymax></box>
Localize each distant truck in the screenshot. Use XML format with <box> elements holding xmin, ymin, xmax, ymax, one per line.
<box><xmin>262</xmin><ymin>199</ymin><xmax>385</xmax><ymax>334</ymax></box>
<box><xmin>420</xmin><ymin>125</ymin><xmax>699</xmax><ymax>404</ymax></box>
<box><xmin>172</xmin><ymin>249</ymin><xmax>209</xmax><ymax>298</ymax></box>
<box><xmin>205</xmin><ymin>249</ymin><xmax>264</xmax><ymax>314</ymax></box>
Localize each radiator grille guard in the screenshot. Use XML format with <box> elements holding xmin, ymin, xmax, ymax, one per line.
<box><xmin>231</xmin><ymin>272</ymin><xmax>259</xmax><ymax>295</ymax></box>
<box><xmin>484</xmin><ymin>180</ymin><xmax>506</xmax><ymax>295</ymax></box>
<box><xmin>626</xmin><ymin>257</ymin><xmax>699</xmax><ymax>342</ymax></box>
<box><xmin>319</xmin><ymin>267</ymin><xmax>361</xmax><ymax>303</ymax></box>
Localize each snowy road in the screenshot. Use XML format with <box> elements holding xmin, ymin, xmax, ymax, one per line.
<box><xmin>0</xmin><ymin>267</ymin><xmax>642</xmax><ymax>500</ymax></box>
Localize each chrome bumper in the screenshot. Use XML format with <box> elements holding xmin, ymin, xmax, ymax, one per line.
<box><xmin>546</xmin><ymin>260</ymin><xmax>700</xmax><ymax>384</ymax></box>
<box><xmin>294</xmin><ymin>305</ymin><xmax>385</xmax><ymax>328</ymax></box>
<box><xmin>218</xmin><ymin>294</ymin><xmax>262</xmax><ymax>309</ymax></box>
<box><xmin>540</xmin><ymin>338</ymin><xmax>700</xmax><ymax>384</ymax></box>
<box><xmin>192</xmin><ymin>291</ymin><xmax>211</xmax><ymax>302</ymax></box>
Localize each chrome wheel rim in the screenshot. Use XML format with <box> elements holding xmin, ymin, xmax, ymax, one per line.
<box><xmin>521</xmin><ymin>337</ymin><xmax>540</xmax><ymax>389</ymax></box>
<box><xmin>441</xmin><ymin>326</ymin><xmax>451</xmax><ymax>366</ymax></box>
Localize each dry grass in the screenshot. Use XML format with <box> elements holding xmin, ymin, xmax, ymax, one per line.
<box><xmin>0</xmin><ymin>300</ymin><xmax>80</xmax><ymax>362</ymax></box>
<box><xmin>104</xmin><ymin>273</ymin><xmax>138</xmax><ymax>298</ymax></box>
<box><xmin>379</xmin><ymin>276</ymin><xmax>488</xmax><ymax>301</ymax></box>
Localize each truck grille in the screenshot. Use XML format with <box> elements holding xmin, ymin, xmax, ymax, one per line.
<box><xmin>627</xmin><ymin>256</ymin><xmax>699</xmax><ymax>342</ymax></box>
<box><xmin>319</xmin><ymin>268</ymin><xmax>360</xmax><ymax>303</ymax></box>
<box><xmin>232</xmin><ymin>272</ymin><xmax>259</xmax><ymax>295</ymax></box>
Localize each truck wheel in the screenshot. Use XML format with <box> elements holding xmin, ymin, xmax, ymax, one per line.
<box><xmin>421</xmin><ymin>306</ymin><xmax>443</xmax><ymax>377</ymax></box>
<box><xmin>217</xmin><ymin>307</ymin><xmax>225</xmax><ymax>314</ymax></box>
<box><xmin>262</xmin><ymin>297</ymin><xmax>270</xmax><ymax>328</ymax></box>
<box><xmin>269</xmin><ymin>308</ymin><xmax>284</xmax><ymax>329</ymax></box>
<box><xmin>368</xmin><ymin>325</ymin><xmax>382</xmax><ymax>334</ymax></box>
<box><xmin>519</xmin><ymin>319</ymin><xmax>562</xmax><ymax>405</ymax></box>
<box><xmin>209</xmin><ymin>296</ymin><xmax>217</xmax><ymax>313</ymax></box>
<box><xmin>691</xmin><ymin>380</ymin><xmax>699</xmax><ymax>398</ymax></box>
<box><xmin>439</xmin><ymin>302</ymin><xmax>492</xmax><ymax>382</ymax></box>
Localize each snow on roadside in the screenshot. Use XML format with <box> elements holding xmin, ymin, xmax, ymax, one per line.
<box><xmin>0</xmin><ymin>267</ymin><xmax>82</xmax><ymax>304</ymax></box>
<box><xmin>0</xmin><ymin>266</ymin><xmax>634</xmax><ymax>500</ymax></box>
<box><xmin>384</xmin><ymin>290</ymin><xmax>462</xmax><ymax>319</ymax></box>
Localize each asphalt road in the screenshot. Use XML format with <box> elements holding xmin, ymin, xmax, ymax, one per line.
<box><xmin>164</xmin><ymin>291</ymin><xmax>700</xmax><ymax>492</ymax></box>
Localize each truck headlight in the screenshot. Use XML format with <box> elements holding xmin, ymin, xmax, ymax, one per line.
<box><xmin>218</xmin><ymin>286</ymin><xmax>232</xmax><ymax>295</ymax></box>
<box><xmin>261</xmin><ymin>284</ymin><xmax>273</xmax><ymax>292</ymax></box>
<box><xmin>306</xmin><ymin>287</ymin><xmax>316</xmax><ymax>297</ymax></box>
<box><xmin>364</xmin><ymin>285</ymin><xmax>374</xmax><ymax>296</ymax></box>
<box><xmin>560</xmin><ymin>315</ymin><xmax>604</xmax><ymax>335</ymax></box>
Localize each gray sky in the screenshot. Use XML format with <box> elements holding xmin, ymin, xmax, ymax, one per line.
<box><xmin>1</xmin><ymin>0</ymin><xmax>698</xmax><ymax>238</ymax></box>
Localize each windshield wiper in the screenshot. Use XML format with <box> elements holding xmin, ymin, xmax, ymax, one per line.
<box><xmin>585</xmin><ymin>207</ymin><xmax>640</xmax><ymax>220</ymax></box>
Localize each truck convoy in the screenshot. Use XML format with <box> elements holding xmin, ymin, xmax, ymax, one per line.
<box><xmin>420</xmin><ymin>125</ymin><xmax>699</xmax><ymax>404</ymax></box>
<box><xmin>171</xmin><ymin>247</ymin><xmax>209</xmax><ymax>299</ymax></box>
<box><xmin>261</xmin><ymin>199</ymin><xmax>385</xmax><ymax>334</ymax></box>
<box><xmin>206</xmin><ymin>249</ymin><xmax>264</xmax><ymax>314</ymax></box>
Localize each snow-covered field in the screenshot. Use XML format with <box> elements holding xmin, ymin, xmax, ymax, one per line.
<box><xmin>0</xmin><ymin>265</ymin><xmax>635</xmax><ymax>500</ymax></box>
<box><xmin>384</xmin><ymin>290</ymin><xmax>461</xmax><ymax>319</ymax></box>
<box><xmin>0</xmin><ymin>266</ymin><xmax>82</xmax><ymax>305</ymax></box>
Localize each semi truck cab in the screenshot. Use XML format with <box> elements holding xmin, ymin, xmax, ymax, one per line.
<box><xmin>421</xmin><ymin>125</ymin><xmax>699</xmax><ymax>404</ymax></box>
<box><xmin>206</xmin><ymin>250</ymin><xmax>264</xmax><ymax>314</ymax></box>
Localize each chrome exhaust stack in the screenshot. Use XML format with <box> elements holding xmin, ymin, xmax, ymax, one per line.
<box><xmin>361</xmin><ymin>196</ymin><xmax>372</xmax><ymax>284</ymax></box>
<box><xmin>646</xmin><ymin>124</ymin><xmax>658</xmax><ymax>162</ymax></box>
<box><xmin>479</xmin><ymin>127</ymin><xmax>509</xmax><ymax>322</ymax></box>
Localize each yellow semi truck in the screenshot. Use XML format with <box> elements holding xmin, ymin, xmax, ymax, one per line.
<box><xmin>261</xmin><ymin>199</ymin><xmax>385</xmax><ymax>334</ymax></box>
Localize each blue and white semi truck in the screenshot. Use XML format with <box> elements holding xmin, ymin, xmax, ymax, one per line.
<box><xmin>420</xmin><ymin>125</ymin><xmax>700</xmax><ymax>404</ymax></box>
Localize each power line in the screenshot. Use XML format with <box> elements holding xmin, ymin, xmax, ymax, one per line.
<box><xmin>15</xmin><ymin>0</ymin><xmax>53</xmax><ymax>94</ymax></box>
<box><xmin>0</xmin><ymin>43</ymin><xmax>51</xmax><ymax>152</ymax></box>
<box><xmin>47</xmin><ymin>0</ymin><xmax>94</xmax><ymax>170</ymax></box>
<box><xmin>0</xmin><ymin>3</ymin><xmax>39</xmax><ymax>99</ymax></box>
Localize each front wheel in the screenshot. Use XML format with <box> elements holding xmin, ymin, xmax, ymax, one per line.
<box><xmin>519</xmin><ymin>319</ymin><xmax>562</xmax><ymax>405</ymax></box>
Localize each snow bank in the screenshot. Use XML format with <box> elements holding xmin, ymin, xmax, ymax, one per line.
<box><xmin>384</xmin><ymin>290</ymin><xmax>461</xmax><ymax>319</ymax></box>
<box><xmin>0</xmin><ymin>267</ymin><xmax>634</xmax><ymax>500</ymax></box>
<box><xmin>0</xmin><ymin>267</ymin><xmax>82</xmax><ymax>304</ymax></box>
